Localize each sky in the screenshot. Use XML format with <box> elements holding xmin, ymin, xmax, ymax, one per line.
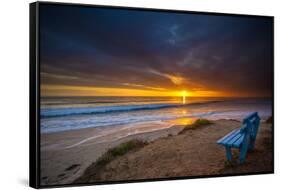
<box><xmin>40</xmin><ymin>4</ymin><xmax>273</xmax><ymax>97</ymax></box>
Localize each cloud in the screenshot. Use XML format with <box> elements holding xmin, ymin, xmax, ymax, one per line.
<box><xmin>148</xmin><ymin>69</ymin><xmax>185</xmax><ymax>85</ymax></box>
<box><xmin>122</xmin><ymin>83</ymin><xmax>167</xmax><ymax>91</ymax></box>
<box><xmin>41</xmin><ymin>72</ymin><xmax>79</xmax><ymax>80</ymax></box>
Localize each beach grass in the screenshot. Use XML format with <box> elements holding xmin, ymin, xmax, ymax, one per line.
<box><xmin>75</xmin><ymin>139</ymin><xmax>147</xmax><ymax>182</ymax></box>
<box><xmin>97</xmin><ymin>139</ymin><xmax>147</xmax><ymax>167</ymax></box>
<box><xmin>192</xmin><ymin>118</ymin><xmax>212</xmax><ymax>127</ymax></box>
<box><xmin>179</xmin><ymin>118</ymin><xmax>212</xmax><ymax>134</ymax></box>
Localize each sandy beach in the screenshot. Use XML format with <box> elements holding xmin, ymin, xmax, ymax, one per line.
<box><xmin>40</xmin><ymin>120</ymin><xmax>183</xmax><ymax>185</ymax></box>
<box><xmin>41</xmin><ymin>118</ymin><xmax>272</xmax><ymax>186</ymax></box>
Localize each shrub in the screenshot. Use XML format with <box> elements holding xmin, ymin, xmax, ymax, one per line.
<box><xmin>192</xmin><ymin>118</ymin><xmax>212</xmax><ymax>127</ymax></box>
<box><xmin>180</xmin><ymin>118</ymin><xmax>212</xmax><ymax>134</ymax></box>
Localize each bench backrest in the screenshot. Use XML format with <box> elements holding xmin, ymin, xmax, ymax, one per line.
<box><xmin>241</xmin><ymin>112</ymin><xmax>261</xmax><ymax>140</ymax></box>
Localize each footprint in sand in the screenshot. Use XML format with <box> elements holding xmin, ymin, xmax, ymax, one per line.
<box><xmin>63</xmin><ymin>164</ymin><xmax>82</xmax><ymax>178</ymax></box>
<box><xmin>58</xmin><ymin>173</ymin><xmax>66</xmax><ymax>178</ymax></box>
<box><xmin>65</xmin><ymin>164</ymin><xmax>81</xmax><ymax>171</ymax></box>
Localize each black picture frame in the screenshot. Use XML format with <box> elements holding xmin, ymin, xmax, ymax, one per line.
<box><xmin>30</xmin><ymin>1</ymin><xmax>274</xmax><ymax>189</ymax></box>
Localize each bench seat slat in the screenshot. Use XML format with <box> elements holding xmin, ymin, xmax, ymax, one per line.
<box><xmin>233</xmin><ymin>134</ymin><xmax>245</xmax><ymax>148</ymax></box>
<box><xmin>226</xmin><ymin>133</ymin><xmax>243</xmax><ymax>147</ymax></box>
<box><xmin>216</xmin><ymin>129</ymin><xmax>237</xmax><ymax>144</ymax></box>
<box><xmin>217</xmin><ymin>129</ymin><xmax>240</xmax><ymax>144</ymax></box>
<box><xmin>221</xmin><ymin>130</ymin><xmax>241</xmax><ymax>145</ymax></box>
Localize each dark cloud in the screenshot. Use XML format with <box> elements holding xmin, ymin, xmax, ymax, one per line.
<box><xmin>40</xmin><ymin>4</ymin><xmax>273</xmax><ymax>97</ymax></box>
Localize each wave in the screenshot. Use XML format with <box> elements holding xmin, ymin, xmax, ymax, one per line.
<box><xmin>41</xmin><ymin>111</ymin><xmax>218</xmax><ymax>134</ymax></box>
<box><xmin>40</xmin><ymin>101</ymin><xmax>221</xmax><ymax>118</ymax></box>
<box><xmin>41</xmin><ymin>101</ymin><xmax>118</xmax><ymax>106</ymax></box>
<box><xmin>41</xmin><ymin>97</ymin><xmax>185</xmax><ymax>106</ymax></box>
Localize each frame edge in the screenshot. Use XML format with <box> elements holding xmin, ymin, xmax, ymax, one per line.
<box><xmin>30</xmin><ymin>1</ymin><xmax>40</xmax><ymax>189</ymax></box>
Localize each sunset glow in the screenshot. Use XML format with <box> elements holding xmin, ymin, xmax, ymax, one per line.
<box><xmin>41</xmin><ymin>84</ymin><xmax>229</xmax><ymax>97</ymax></box>
<box><xmin>182</xmin><ymin>90</ymin><xmax>187</xmax><ymax>104</ymax></box>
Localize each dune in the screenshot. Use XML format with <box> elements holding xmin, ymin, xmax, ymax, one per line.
<box><xmin>75</xmin><ymin>119</ymin><xmax>273</xmax><ymax>183</ymax></box>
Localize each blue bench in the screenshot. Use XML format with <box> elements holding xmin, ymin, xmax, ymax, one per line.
<box><xmin>217</xmin><ymin>112</ymin><xmax>261</xmax><ymax>163</ymax></box>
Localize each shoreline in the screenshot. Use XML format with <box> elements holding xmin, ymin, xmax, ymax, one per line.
<box><xmin>41</xmin><ymin>120</ymin><xmax>182</xmax><ymax>150</ymax></box>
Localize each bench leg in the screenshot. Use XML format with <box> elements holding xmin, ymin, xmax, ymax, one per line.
<box><xmin>239</xmin><ymin>143</ymin><xmax>248</xmax><ymax>164</ymax></box>
<box><xmin>248</xmin><ymin>137</ymin><xmax>256</xmax><ymax>151</ymax></box>
<box><xmin>225</xmin><ymin>146</ymin><xmax>232</xmax><ymax>161</ymax></box>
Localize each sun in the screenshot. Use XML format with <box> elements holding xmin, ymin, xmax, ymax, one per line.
<box><xmin>182</xmin><ymin>90</ymin><xmax>187</xmax><ymax>104</ymax></box>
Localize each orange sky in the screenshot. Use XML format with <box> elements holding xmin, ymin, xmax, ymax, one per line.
<box><xmin>41</xmin><ymin>84</ymin><xmax>234</xmax><ymax>97</ymax></box>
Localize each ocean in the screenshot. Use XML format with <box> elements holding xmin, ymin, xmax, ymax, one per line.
<box><xmin>40</xmin><ymin>96</ymin><xmax>272</xmax><ymax>134</ymax></box>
